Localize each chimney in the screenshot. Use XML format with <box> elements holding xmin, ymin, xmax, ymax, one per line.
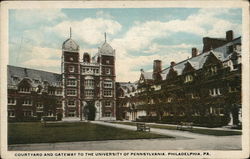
<box><xmin>192</xmin><ymin>47</ymin><xmax>198</xmax><ymax>57</ymax></box>
<box><xmin>170</xmin><ymin>61</ymin><xmax>176</xmax><ymax>67</ymax></box>
<box><xmin>140</xmin><ymin>68</ymin><xmax>144</xmax><ymax>73</ymax></box>
<box><xmin>153</xmin><ymin>60</ymin><xmax>162</xmax><ymax>73</ymax></box>
<box><xmin>226</xmin><ymin>30</ymin><xmax>233</xmax><ymax>42</ymax></box>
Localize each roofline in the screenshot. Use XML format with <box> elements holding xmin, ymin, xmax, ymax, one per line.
<box><xmin>160</xmin><ymin>36</ymin><xmax>241</xmax><ymax>73</ymax></box>
<box><xmin>8</xmin><ymin>65</ymin><xmax>61</xmax><ymax>76</ymax></box>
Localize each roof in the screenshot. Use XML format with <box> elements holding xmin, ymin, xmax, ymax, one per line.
<box><xmin>161</xmin><ymin>36</ymin><xmax>241</xmax><ymax>76</ymax></box>
<box><xmin>142</xmin><ymin>72</ymin><xmax>153</xmax><ymax>80</ymax></box>
<box><xmin>8</xmin><ymin>65</ymin><xmax>62</xmax><ymax>87</ymax></box>
<box><xmin>117</xmin><ymin>82</ymin><xmax>138</xmax><ymax>92</ymax></box>
<box><xmin>62</xmin><ymin>38</ymin><xmax>79</xmax><ymax>52</ymax></box>
<box><xmin>98</xmin><ymin>42</ymin><xmax>115</xmax><ymax>56</ymax></box>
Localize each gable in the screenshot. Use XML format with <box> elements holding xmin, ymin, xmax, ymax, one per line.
<box><xmin>182</xmin><ymin>62</ymin><xmax>195</xmax><ymax>74</ymax></box>
<box><xmin>203</xmin><ymin>52</ymin><xmax>222</xmax><ymax>67</ymax></box>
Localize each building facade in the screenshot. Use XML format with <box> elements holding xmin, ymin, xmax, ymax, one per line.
<box><xmin>7</xmin><ymin>32</ymin><xmax>116</xmax><ymax>121</ymax></box>
<box><xmin>116</xmin><ymin>30</ymin><xmax>242</xmax><ymax>127</ymax></box>
<box><xmin>61</xmin><ymin>33</ymin><xmax>116</xmax><ymax>120</ymax></box>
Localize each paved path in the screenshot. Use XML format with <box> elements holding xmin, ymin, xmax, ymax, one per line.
<box><xmin>8</xmin><ymin>121</ymin><xmax>241</xmax><ymax>151</ymax></box>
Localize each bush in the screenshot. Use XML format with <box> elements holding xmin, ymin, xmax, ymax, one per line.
<box><xmin>42</xmin><ymin>116</ymin><xmax>56</xmax><ymax>121</ymax></box>
<box><xmin>136</xmin><ymin>116</ymin><xmax>158</xmax><ymax>122</ymax></box>
<box><xmin>8</xmin><ymin>116</ymin><xmax>40</xmax><ymax>122</ymax></box>
<box><xmin>157</xmin><ymin>115</ymin><xmax>230</xmax><ymax>127</ymax></box>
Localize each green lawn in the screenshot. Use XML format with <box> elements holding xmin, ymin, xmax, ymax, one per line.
<box><xmin>111</xmin><ymin>122</ymin><xmax>242</xmax><ymax>136</ymax></box>
<box><xmin>8</xmin><ymin>122</ymin><xmax>173</xmax><ymax>145</ymax></box>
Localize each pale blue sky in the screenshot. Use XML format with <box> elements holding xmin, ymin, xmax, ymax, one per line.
<box><xmin>9</xmin><ymin>8</ymin><xmax>242</xmax><ymax>82</ymax></box>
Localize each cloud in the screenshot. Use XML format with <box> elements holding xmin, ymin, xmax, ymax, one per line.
<box><xmin>96</xmin><ymin>10</ymin><xmax>114</xmax><ymax>19</ymax></box>
<box><xmin>21</xmin><ymin>46</ymin><xmax>61</xmax><ymax>72</ymax></box>
<box><xmin>143</xmin><ymin>43</ymin><xmax>197</xmax><ymax>53</ymax></box>
<box><xmin>10</xmin><ymin>8</ymin><xmax>242</xmax><ymax>82</ymax></box>
<box><xmin>49</xmin><ymin>18</ymin><xmax>122</xmax><ymax>45</ymax></box>
<box><xmin>111</xmin><ymin>8</ymin><xmax>241</xmax><ymax>81</ymax></box>
<box><xmin>12</xmin><ymin>9</ymin><xmax>66</xmax><ymax>26</ymax></box>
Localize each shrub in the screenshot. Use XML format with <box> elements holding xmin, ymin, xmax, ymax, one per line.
<box><xmin>42</xmin><ymin>116</ymin><xmax>56</xmax><ymax>121</ymax></box>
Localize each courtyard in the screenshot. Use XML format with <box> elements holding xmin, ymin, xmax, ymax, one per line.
<box><xmin>8</xmin><ymin>121</ymin><xmax>242</xmax><ymax>150</ymax></box>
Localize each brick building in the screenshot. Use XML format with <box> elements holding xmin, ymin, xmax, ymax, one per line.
<box><xmin>7</xmin><ymin>32</ymin><xmax>116</xmax><ymax>121</ymax></box>
<box><xmin>116</xmin><ymin>30</ymin><xmax>242</xmax><ymax>127</ymax></box>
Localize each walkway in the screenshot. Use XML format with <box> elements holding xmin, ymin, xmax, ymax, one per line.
<box><xmin>8</xmin><ymin>121</ymin><xmax>242</xmax><ymax>150</ymax></box>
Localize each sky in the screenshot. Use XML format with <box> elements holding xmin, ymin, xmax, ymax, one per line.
<box><xmin>9</xmin><ymin>8</ymin><xmax>242</xmax><ymax>82</ymax></box>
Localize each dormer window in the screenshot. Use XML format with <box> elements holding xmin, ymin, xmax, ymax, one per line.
<box><xmin>12</xmin><ymin>76</ymin><xmax>19</xmax><ymax>83</ymax></box>
<box><xmin>184</xmin><ymin>74</ymin><xmax>193</xmax><ymax>83</ymax></box>
<box><xmin>34</xmin><ymin>79</ymin><xmax>40</xmax><ymax>84</ymax></box>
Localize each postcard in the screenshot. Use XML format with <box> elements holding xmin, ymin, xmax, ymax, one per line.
<box><xmin>0</xmin><ymin>0</ymin><xmax>249</xmax><ymax>158</ymax></box>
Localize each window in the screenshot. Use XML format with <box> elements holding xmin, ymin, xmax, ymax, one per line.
<box><xmin>8</xmin><ymin>98</ymin><xmax>16</xmax><ymax>105</ymax></box>
<box><xmin>48</xmin><ymin>90</ymin><xmax>55</xmax><ymax>95</ymax></box>
<box><xmin>68</xmin><ymin>100</ymin><xmax>75</xmax><ymax>107</ymax></box>
<box><xmin>229</xmin><ymin>86</ymin><xmax>237</xmax><ymax>93</ymax></box>
<box><xmin>104</xmin><ymin>81</ymin><xmax>112</xmax><ymax>88</ymax></box>
<box><xmin>69</xmin><ymin>66</ymin><xmax>75</xmax><ymax>72</ymax></box>
<box><xmin>104</xmin><ymin>90</ymin><xmax>112</xmax><ymax>97</ymax></box>
<box><xmin>84</xmin><ymin>80</ymin><xmax>94</xmax><ymax>89</ymax></box>
<box><xmin>184</xmin><ymin>74</ymin><xmax>193</xmax><ymax>83</ymax></box>
<box><xmin>105</xmin><ymin>68</ymin><xmax>111</xmax><ymax>75</ymax></box>
<box><xmin>23</xmin><ymin>111</ymin><xmax>32</xmax><ymax>117</ymax></box>
<box><xmin>34</xmin><ymin>79</ymin><xmax>40</xmax><ymax>84</ymax></box>
<box><xmin>93</xmin><ymin>69</ymin><xmax>99</xmax><ymax>74</ymax></box>
<box><xmin>67</xmin><ymin>89</ymin><xmax>77</xmax><ymax>96</ymax></box>
<box><xmin>104</xmin><ymin>112</ymin><xmax>111</xmax><ymax>117</ymax></box>
<box><xmin>36</xmin><ymin>103</ymin><xmax>43</xmax><ymax>108</ymax></box>
<box><xmin>19</xmin><ymin>87</ymin><xmax>30</xmax><ymax>93</ymax></box>
<box><xmin>12</xmin><ymin>76</ymin><xmax>19</xmax><ymax>82</ymax></box>
<box><xmin>47</xmin><ymin>111</ymin><xmax>53</xmax><ymax>117</ymax></box>
<box><xmin>85</xmin><ymin>90</ymin><xmax>94</xmax><ymax>97</ymax></box>
<box><xmin>211</xmin><ymin>66</ymin><xmax>217</xmax><ymax>75</ymax></box>
<box><xmin>190</xmin><ymin>92</ymin><xmax>199</xmax><ymax>99</ymax></box>
<box><xmin>68</xmin><ymin>111</ymin><xmax>75</xmax><ymax>117</ymax></box>
<box><xmin>8</xmin><ymin>110</ymin><xmax>15</xmax><ymax>117</ymax></box>
<box><xmin>209</xmin><ymin>88</ymin><xmax>221</xmax><ymax>96</ymax></box>
<box><xmin>105</xmin><ymin>101</ymin><xmax>112</xmax><ymax>107</ymax></box>
<box><xmin>166</xmin><ymin>97</ymin><xmax>173</xmax><ymax>103</ymax></box>
<box><xmin>106</xmin><ymin>60</ymin><xmax>110</xmax><ymax>64</ymax></box>
<box><xmin>56</xmin><ymin>90</ymin><xmax>62</xmax><ymax>95</ymax></box>
<box><xmin>23</xmin><ymin>99</ymin><xmax>32</xmax><ymax>106</ymax></box>
<box><xmin>67</xmin><ymin>79</ymin><xmax>76</xmax><ymax>86</ymax></box>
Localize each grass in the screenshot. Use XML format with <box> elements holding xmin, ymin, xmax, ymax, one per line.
<box><xmin>8</xmin><ymin>122</ymin><xmax>173</xmax><ymax>145</ymax></box>
<box><xmin>110</xmin><ymin>122</ymin><xmax>242</xmax><ymax>136</ymax></box>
